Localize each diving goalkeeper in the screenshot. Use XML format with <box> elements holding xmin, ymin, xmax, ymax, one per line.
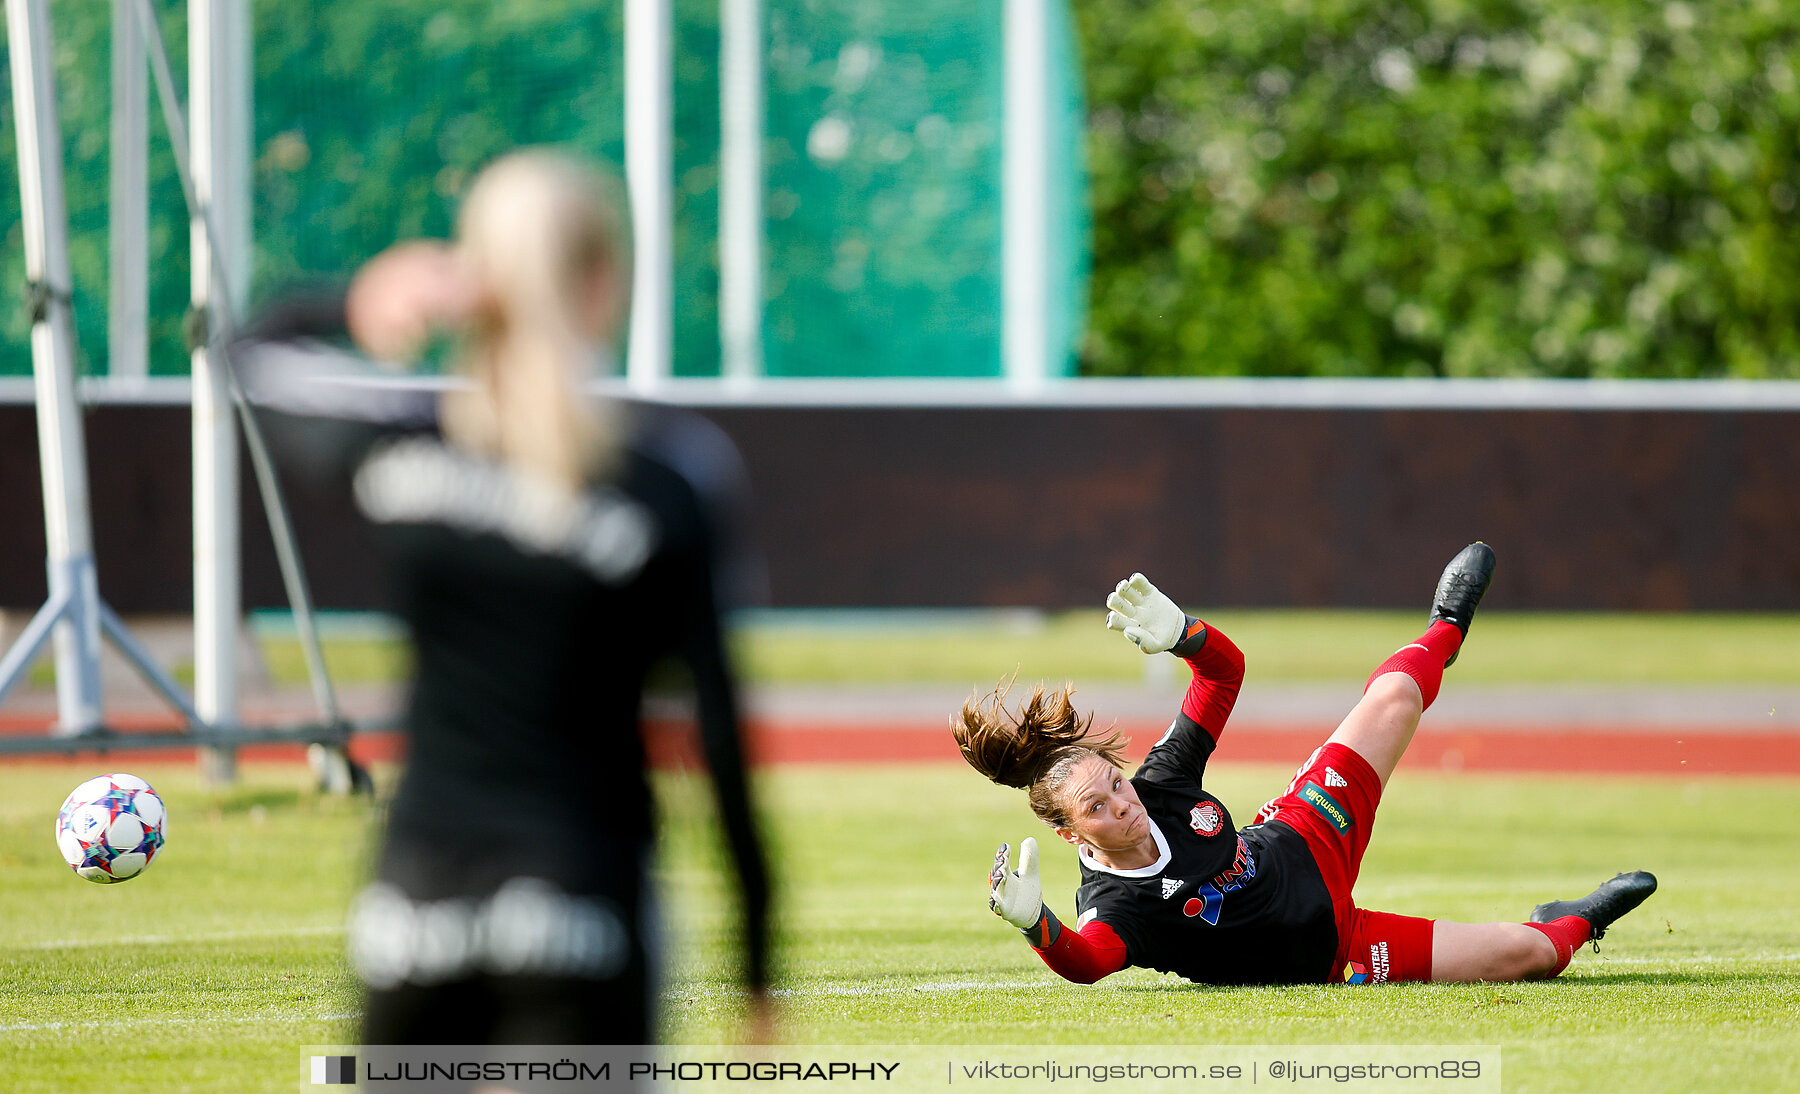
<box><xmin>954</xmin><ymin>543</ymin><xmax>1656</xmax><ymax>986</ymax></box>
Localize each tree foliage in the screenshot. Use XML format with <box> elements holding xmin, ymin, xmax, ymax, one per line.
<box><xmin>0</xmin><ymin>0</ymin><xmax>724</xmax><ymax>378</ymax></box>
<box><xmin>1076</xmin><ymin>0</ymin><xmax>1800</xmax><ymax>377</ymax></box>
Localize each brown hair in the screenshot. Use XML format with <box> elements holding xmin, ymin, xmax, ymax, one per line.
<box><xmin>443</xmin><ymin>149</ymin><xmax>629</xmax><ymax>493</ymax></box>
<box><xmin>951</xmin><ymin>676</ymin><xmax>1127</xmax><ymax>827</ymax></box>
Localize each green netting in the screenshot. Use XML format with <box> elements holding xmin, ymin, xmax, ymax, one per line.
<box><xmin>0</xmin><ymin>0</ymin><xmax>1088</xmax><ymax>380</ymax></box>
<box><xmin>250</xmin><ymin>1</ymin><xmax>646</xmax><ymax>364</ymax></box>
<box><xmin>1044</xmin><ymin>0</ymin><xmax>1090</xmax><ymax>380</ymax></box>
<box><xmin>0</xmin><ymin>2</ymin><xmax>191</xmax><ymax>379</ymax></box>
<box><xmin>763</xmin><ymin>0</ymin><xmax>1086</xmax><ymax>376</ymax></box>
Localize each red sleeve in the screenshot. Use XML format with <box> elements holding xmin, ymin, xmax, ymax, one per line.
<box><xmin>1031</xmin><ymin>918</ymin><xmax>1129</xmax><ymax>984</ymax></box>
<box><xmin>1178</xmin><ymin>622</ymin><xmax>1244</xmax><ymax>743</ymax></box>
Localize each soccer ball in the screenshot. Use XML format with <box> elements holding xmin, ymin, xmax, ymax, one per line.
<box><xmin>54</xmin><ymin>773</ymin><xmax>167</xmax><ymax>884</ymax></box>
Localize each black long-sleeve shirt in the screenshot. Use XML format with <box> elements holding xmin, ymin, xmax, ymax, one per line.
<box><xmin>1033</xmin><ymin>625</ymin><xmax>1337</xmax><ymax>985</ymax></box>
<box><xmin>233</xmin><ymin>293</ymin><xmax>770</xmax><ymax>990</ymax></box>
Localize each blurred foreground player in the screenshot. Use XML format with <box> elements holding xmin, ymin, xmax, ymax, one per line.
<box><xmin>235</xmin><ymin>150</ymin><xmax>769</xmax><ymax>1043</ymax></box>
<box><xmin>957</xmin><ymin>544</ymin><xmax>1656</xmax><ymax>987</ymax></box>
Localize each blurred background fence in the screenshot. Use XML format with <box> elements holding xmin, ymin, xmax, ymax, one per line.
<box><xmin>2</xmin><ymin>389</ymin><xmax>1795</xmax><ymax>611</ymax></box>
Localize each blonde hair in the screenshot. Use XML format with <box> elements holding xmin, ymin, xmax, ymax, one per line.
<box><xmin>442</xmin><ymin>149</ymin><xmax>629</xmax><ymax>492</ymax></box>
<box><xmin>951</xmin><ymin>677</ymin><xmax>1127</xmax><ymax>827</ymax></box>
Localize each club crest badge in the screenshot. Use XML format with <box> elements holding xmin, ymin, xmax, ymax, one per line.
<box><xmin>1188</xmin><ymin>801</ymin><xmax>1223</xmax><ymax>837</ymax></box>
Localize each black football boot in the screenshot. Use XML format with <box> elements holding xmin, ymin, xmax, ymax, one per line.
<box><xmin>1429</xmin><ymin>541</ymin><xmax>1496</xmax><ymax>666</ymax></box>
<box><xmin>1530</xmin><ymin>870</ymin><xmax>1659</xmax><ymax>944</ymax></box>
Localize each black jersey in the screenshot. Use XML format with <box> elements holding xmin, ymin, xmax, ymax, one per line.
<box><xmin>1074</xmin><ymin>634</ymin><xmax>1337</xmax><ymax>985</ymax></box>
<box><xmin>234</xmin><ymin>293</ymin><xmax>768</xmax><ymax>988</ymax></box>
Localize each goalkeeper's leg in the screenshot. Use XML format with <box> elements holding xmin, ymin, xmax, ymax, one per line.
<box><xmin>1326</xmin><ymin>542</ymin><xmax>1494</xmax><ymax>788</ymax></box>
<box><xmin>1429</xmin><ymin>921</ymin><xmax>1565</xmax><ymax>981</ymax></box>
<box><xmin>1341</xmin><ymin>913</ymin><xmax>1587</xmax><ymax>983</ymax></box>
<box><xmin>1355</xmin><ymin>870</ymin><xmax>1659</xmax><ymax>982</ymax></box>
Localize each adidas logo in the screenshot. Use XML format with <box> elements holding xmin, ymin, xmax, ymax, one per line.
<box><xmin>1161</xmin><ymin>878</ymin><xmax>1182</xmax><ymax>899</ymax></box>
<box><xmin>1324</xmin><ymin>767</ymin><xmax>1347</xmax><ymax>788</ymax></box>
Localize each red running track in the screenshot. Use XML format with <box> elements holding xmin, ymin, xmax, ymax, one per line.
<box><xmin>3</xmin><ymin>714</ymin><xmax>1793</xmax><ymax>776</ymax></box>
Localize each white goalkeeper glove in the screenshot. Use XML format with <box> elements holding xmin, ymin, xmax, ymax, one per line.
<box><xmin>988</xmin><ymin>838</ymin><xmax>1045</xmax><ymax>930</ymax></box>
<box><xmin>1104</xmin><ymin>573</ymin><xmax>1188</xmax><ymax>654</ymax></box>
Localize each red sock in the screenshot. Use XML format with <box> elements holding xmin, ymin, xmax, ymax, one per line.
<box><xmin>1364</xmin><ymin>621</ymin><xmax>1464</xmax><ymax>709</ymax></box>
<box><xmin>1524</xmin><ymin>915</ymin><xmax>1592</xmax><ymax>977</ymax></box>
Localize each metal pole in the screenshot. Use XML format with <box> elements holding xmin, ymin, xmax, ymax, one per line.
<box><xmin>222</xmin><ymin>0</ymin><xmax>252</xmax><ymax>296</ymax></box>
<box><xmin>625</xmin><ymin>0</ymin><xmax>674</xmax><ymax>391</ymax></box>
<box><xmin>0</xmin><ymin>588</ymin><xmax>72</xmax><ymax>710</ymax></box>
<box><xmin>133</xmin><ymin>0</ymin><xmax>345</xmax><ymax>736</ymax></box>
<box><xmin>190</xmin><ymin>0</ymin><xmax>249</xmax><ymax>782</ymax></box>
<box><xmin>719</xmin><ymin>0</ymin><xmax>763</xmax><ymax>383</ymax></box>
<box><xmin>5</xmin><ymin>0</ymin><xmax>105</xmax><ymax>735</ymax></box>
<box><xmin>1003</xmin><ymin>0</ymin><xmax>1051</xmax><ymax>392</ymax></box>
<box><xmin>109</xmin><ymin>0</ymin><xmax>149</xmax><ymax>385</ymax></box>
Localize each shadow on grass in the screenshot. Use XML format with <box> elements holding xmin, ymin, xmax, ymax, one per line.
<box><xmin>1108</xmin><ymin>983</ymin><xmax>1288</xmax><ymax>995</ymax></box>
<box><xmin>1104</xmin><ymin>969</ymin><xmax>1799</xmax><ymax>993</ymax></box>
<box><xmin>1559</xmin><ymin>970</ymin><xmax>1800</xmax><ymax>987</ymax></box>
<box><xmin>206</xmin><ymin>788</ymin><xmax>304</xmax><ymax>815</ymax></box>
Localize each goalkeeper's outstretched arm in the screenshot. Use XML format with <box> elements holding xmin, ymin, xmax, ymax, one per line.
<box><xmin>1105</xmin><ymin>572</ymin><xmax>1245</xmax><ymax>753</ymax></box>
<box><xmin>988</xmin><ymin>839</ymin><xmax>1128</xmax><ymax>984</ymax></box>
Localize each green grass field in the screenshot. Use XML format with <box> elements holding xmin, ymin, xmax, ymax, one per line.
<box><xmin>2</xmin><ymin>760</ymin><xmax>1795</xmax><ymax>1093</ymax></box>
<box><xmin>247</xmin><ymin>610</ymin><xmax>1800</xmax><ymax>687</ymax></box>
<box><xmin>728</xmin><ymin>609</ymin><xmax>1800</xmax><ymax>684</ymax></box>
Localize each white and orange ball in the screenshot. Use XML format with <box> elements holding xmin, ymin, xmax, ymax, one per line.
<box><xmin>54</xmin><ymin>773</ymin><xmax>167</xmax><ymax>884</ymax></box>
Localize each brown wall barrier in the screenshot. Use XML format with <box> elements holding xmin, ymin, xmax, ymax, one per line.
<box><xmin>2</xmin><ymin>401</ymin><xmax>1796</xmax><ymax>612</ymax></box>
